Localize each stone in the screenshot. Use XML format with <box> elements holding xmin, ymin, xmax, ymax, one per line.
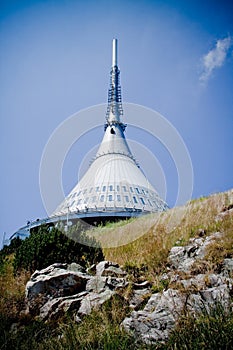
<box><xmin>167</xmin><ymin>232</ymin><xmax>224</xmax><ymax>273</ymax></box>
<box><xmin>78</xmin><ymin>290</ymin><xmax>115</xmax><ymax>316</ymax></box>
<box><xmin>122</xmin><ymin>289</ymin><xmax>185</xmax><ymax>344</ymax></box>
<box><xmin>25</xmin><ymin>261</ymin><xmax>129</xmax><ymax>321</ymax></box>
<box><xmin>122</xmin><ymin>230</ymin><xmax>233</xmax><ymax>345</ymax></box>
<box><xmin>129</xmin><ymin>288</ymin><xmax>151</xmax><ymax>310</ymax></box>
<box><xmin>96</xmin><ymin>261</ymin><xmax>126</xmax><ymax>277</ymax></box>
<box><xmin>106</xmin><ymin>276</ymin><xmax>128</xmax><ymax>290</ymax></box>
<box><xmin>26</xmin><ymin>263</ymin><xmax>91</xmax><ymax>313</ymax></box>
<box><xmin>222</xmin><ymin>258</ymin><xmax>233</xmax><ymax>277</ymax></box>
<box><xmin>67</xmin><ymin>263</ymin><xmax>86</xmax><ymax>273</ymax></box>
<box><xmin>86</xmin><ymin>276</ymin><xmax>108</xmax><ymax>293</ymax></box>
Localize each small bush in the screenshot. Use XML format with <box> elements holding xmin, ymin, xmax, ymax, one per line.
<box><xmin>13</xmin><ymin>225</ymin><xmax>104</xmax><ymax>274</ymax></box>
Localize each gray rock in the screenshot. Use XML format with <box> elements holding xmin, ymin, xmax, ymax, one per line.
<box><xmin>122</xmin><ymin>289</ymin><xmax>185</xmax><ymax>344</ymax></box>
<box><xmin>106</xmin><ymin>276</ymin><xmax>128</xmax><ymax>290</ymax></box>
<box><xmin>86</xmin><ymin>276</ymin><xmax>107</xmax><ymax>293</ymax></box>
<box><xmin>129</xmin><ymin>288</ymin><xmax>151</xmax><ymax>310</ymax></box>
<box><xmin>222</xmin><ymin>258</ymin><xmax>233</xmax><ymax>277</ymax></box>
<box><xmin>122</xmin><ymin>280</ymin><xmax>233</xmax><ymax>344</ymax></box>
<box><xmin>96</xmin><ymin>261</ymin><xmax>126</xmax><ymax>277</ymax></box>
<box><xmin>25</xmin><ymin>261</ymin><xmax>129</xmax><ymax>320</ymax></box>
<box><xmin>78</xmin><ymin>290</ymin><xmax>115</xmax><ymax>316</ymax></box>
<box><xmin>68</xmin><ymin>263</ymin><xmax>86</xmax><ymax>273</ymax></box>
<box><xmin>168</xmin><ymin>232</ymin><xmax>224</xmax><ymax>273</ymax></box>
<box><xmin>26</xmin><ymin>264</ymin><xmax>91</xmax><ymax>313</ymax></box>
<box><xmin>40</xmin><ymin>291</ymin><xmax>88</xmax><ymax>320</ymax></box>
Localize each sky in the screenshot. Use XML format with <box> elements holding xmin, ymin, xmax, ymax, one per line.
<box><xmin>0</xmin><ymin>0</ymin><xmax>233</xmax><ymax>244</ymax></box>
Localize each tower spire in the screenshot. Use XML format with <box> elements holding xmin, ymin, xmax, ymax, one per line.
<box><xmin>106</xmin><ymin>38</ymin><xmax>124</xmax><ymax>127</ymax></box>
<box><xmin>112</xmin><ymin>38</ymin><xmax>117</xmax><ymax>67</ymax></box>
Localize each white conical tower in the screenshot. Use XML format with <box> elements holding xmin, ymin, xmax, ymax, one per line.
<box><xmin>52</xmin><ymin>39</ymin><xmax>168</xmax><ymax>223</ymax></box>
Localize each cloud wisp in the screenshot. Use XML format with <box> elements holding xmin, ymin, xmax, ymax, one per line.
<box><xmin>199</xmin><ymin>36</ymin><xmax>232</xmax><ymax>84</ymax></box>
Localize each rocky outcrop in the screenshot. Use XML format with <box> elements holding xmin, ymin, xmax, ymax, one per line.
<box><xmin>25</xmin><ymin>261</ymin><xmax>129</xmax><ymax>320</ymax></box>
<box><xmin>122</xmin><ymin>231</ymin><xmax>233</xmax><ymax>344</ymax></box>
<box><xmin>25</xmin><ymin>231</ymin><xmax>233</xmax><ymax>345</ymax></box>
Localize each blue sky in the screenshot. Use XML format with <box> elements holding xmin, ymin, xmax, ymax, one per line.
<box><xmin>1</xmin><ymin>0</ymin><xmax>233</xmax><ymax>243</ymax></box>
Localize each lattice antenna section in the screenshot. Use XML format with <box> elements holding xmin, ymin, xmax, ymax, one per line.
<box><xmin>106</xmin><ymin>39</ymin><xmax>124</xmax><ymax>127</ymax></box>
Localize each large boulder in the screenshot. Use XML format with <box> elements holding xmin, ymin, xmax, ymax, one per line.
<box><xmin>25</xmin><ymin>261</ymin><xmax>129</xmax><ymax>320</ymax></box>
<box><xmin>26</xmin><ymin>263</ymin><xmax>91</xmax><ymax>314</ymax></box>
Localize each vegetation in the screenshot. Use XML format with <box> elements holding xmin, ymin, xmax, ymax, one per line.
<box><xmin>0</xmin><ymin>190</ymin><xmax>233</xmax><ymax>349</ymax></box>
<box><xmin>165</xmin><ymin>304</ymin><xmax>233</xmax><ymax>350</ymax></box>
<box><xmin>13</xmin><ymin>225</ymin><xmax>104</xmax><ymax>274</ymax></box>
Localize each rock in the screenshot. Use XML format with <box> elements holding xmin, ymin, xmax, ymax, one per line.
<box><xmin>222</xmin><ymin>258</ymin><xmax>233</xmax><ymax>277</ymax></box>
<box><xmin>122</xmin><ymin>231</ymin><xmax>233</xmax><ymax>345</ymax></box>
<box><xmin>40</xmin><ymin>291</ymin><xmax>88</xmax><ymax>320</ymax></box>
<box><xmin>122</xmin><ymin>281</ymin><xmax>233</xmax><ymax>344</ymax></box>
<box><xmin>25</xmin><ymin>261</ymin><xmax>129</xmax><ymax>320</ymax></box>
<box><xmin>186</xmin><ymin>284</ymin><xmax>232</xmax><ymax>314</ymax></box>
<box><xmin>96</xmin><ymin>261</ymin><xmax>126</xmax><ymax>277</ymax></box>
<box><xmin>67</xmin><ymin>263</ymin><xmax>86</xmax><ymax>273</ymax></box>
<box><xmin>106</xmin><ymin>276</ymin><xmax>128</xmax><ymax>290</ymax></box>
<box><xmin>168</xmin><ymin>232</ymin><xmax>224</xmax><ymax>272</ymax></box>
<box><xmin>122</xmin><ymin>289</ymin><xmax>185</xmax><ymax>344</ymax></box>
<box><xmin>167</xmin><ymin>246</ymin><xmax>186</xmax><ymax>269</ymax></box>
<box><xmin>86</xmin><ymin>264</ymin><xmax>96</xmax><ymax>275</ymax></box>
<box><xmin>78</xmin><ymin>290</ymin><xmax>115</xmax><ymax>316</ymax></box>
<box><xmin>129</xmin><ymin>288</ymin><xmax>151</xmax><ymax>310</ymax></box>
<box><xmin>86</xmin><ymin>276</ymin><xmax>108</xmax><ymax>293</ymax></box>
<box><xmin>26</xmin><ymin>263</ymin><xmax>91</xmax><ymax>313</ymax></box>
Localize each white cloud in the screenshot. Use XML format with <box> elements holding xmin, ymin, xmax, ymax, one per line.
<box><xmin>199</xmin><ymin>36</ymin><xmax>232</xmax><ymax>84</ymax></box>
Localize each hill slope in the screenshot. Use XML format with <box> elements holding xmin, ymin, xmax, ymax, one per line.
<box><xmin>0</xmin><ymin>189</ymin><xmax>233</xmax><ymax>349</ymax></box>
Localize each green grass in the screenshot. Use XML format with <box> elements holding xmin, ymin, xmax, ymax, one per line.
<box><xmin>165</xmin><ymin>304</ymin><xmax>233</xmax><ymax>350</ymax></box>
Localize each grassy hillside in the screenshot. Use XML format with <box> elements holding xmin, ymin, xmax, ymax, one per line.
<box><xmin>0</xmin><ymin>189</ymin><xmax>233</xmax><ymax>349</ymax></box>
<box><xmin>94</xmin><ymin>190</ymin><xmax>233</xmax><ymax>283</ymax></box>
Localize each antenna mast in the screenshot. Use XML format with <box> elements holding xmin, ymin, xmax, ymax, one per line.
<box><xmin>106</xmin><ymin>39</ymin><xmax>124</xmax><ymax>126</ymax></box>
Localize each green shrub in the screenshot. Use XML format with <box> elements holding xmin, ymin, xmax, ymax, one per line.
<box><xmin>13</xmin><ymin>225</ymin><xmax>104</xmax><ymax>274</ymax></box>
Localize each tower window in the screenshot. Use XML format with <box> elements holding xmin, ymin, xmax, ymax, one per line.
<box><xmin>96</xmin><ymin>186</ymin><xmax>100</xmax><ymax>192</ymax></box>
<box><xmin>140</xmin><ymin>198</ymin><xmax>145</xmax><ymax>205</ymax></box>
<box><xmin>100</xmin><ymin>195</ymin><xmax>104</xmax><ymax>202</ymax></box>
<box><xmin>124</xmin><ymin>195</ymin><xmax>129</xmax><ymax>202</ymax></box>
<box><xmin>133</xmin><ymin>196</ymin><xmax>138</xmax><ymax>204</ymax></box>
<box><xmin>135</xmin><ymin>188</ymin><xmax>140</xmax><ymax>194</ymax></box>
<box><xmin>108</xmin><ymin>195</ymin><xmax>113</xmax><ymax>201</ymax></box>
<box><xmin>77</xmin><ymin>199</ymin><xmax>82</xmax><ymax>205</ymax></box>
<box><xmin>130</xmin><ymin>187</ymin><xmax>134</xmax><ymax>193</ymax></box>
<box><xmin>117</xmin><ymin>185</ymin><xmax>120</xmax><ymax>192</ymax></box>
<box><xmin>103</xmin><ymin>186</ymin><xmax>106</xmax><ymax>192</ymax></box>
<box><xmin>123</xmin><ymin>185</ymin><xmax>127</xmax><ymax>192</ymax></box>
<box><xmin>109</xmin><ymin>185</ymin><xmax>113</xmax><ymax>191</ymax></box>
<box><xmin>148</xmin><ymin>199</ymin><xmax>152</xmax><ymax>206</ymax></box>
<box><xmin>89</xmin><ymin>187</ymin><xmax>93</xmax><ymax>193</ymax></box>
<box><xmin>117</xmin><ymin>195</ymin><xmax>121</xmax><ymax>202</ymax></box>
<box><xmin>92</xmin><ymin>196</ymin><xmax>97</xmax><ymax>203</ymax></box>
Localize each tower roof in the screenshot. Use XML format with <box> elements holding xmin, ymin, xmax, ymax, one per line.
<box><xmin>52</xmin><ymin>39</ymin><xmax>168</xmax><ymax>220</ymax></box>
